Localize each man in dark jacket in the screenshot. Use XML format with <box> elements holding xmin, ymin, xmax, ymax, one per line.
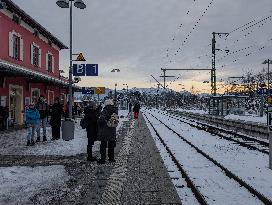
<box><xmin>133</xmin><ymin>102</ymin><xmax>140</xmax><ymax>119</ymax></box>
<box><xmin>84</xmin><ymin>101</ymin><xmax>99</xmax><ymax>161</ymax></box>
<box><xmin>50</xmin><ymin>97</ymin><xmax>63</xmax><ymax>140</ymax></box>
<box><xmin>36</xmin><ymin>95</ymin><xmax>49</xmax><ymax>141</ymax></box>
<box><xmin>97</xmin><ymin>99</ymin><xmax>118</xmax><ymax>164</ymax></box>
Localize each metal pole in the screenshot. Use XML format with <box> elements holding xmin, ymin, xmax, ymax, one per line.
<box><xmin>268</xmin><ymin>59</ymin><xmax>272</xmax><ymax>169</ymax></box>
<box><xmin>68</xmin><ymin>1</ymin><xmax>73</xmax><ymax>119</ymax></box>
<box><xmin>163</xmin><ymin>69</ymin><xmax>166</xmax><ymax>89</ymax></box>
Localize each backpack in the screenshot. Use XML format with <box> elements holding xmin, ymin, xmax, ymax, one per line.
<box><xmin>106</xmin><ymin>113</ymin><xmax>119</xmax><ymax>128</ymax></box>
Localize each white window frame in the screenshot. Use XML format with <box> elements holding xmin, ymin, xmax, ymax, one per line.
<box><xmin>46</xmin><ymin>52</ymin><xmax>54</xmax><ymax>73</ymax></box>
<box><xmin>31</xmin><ymin>43</ymin><xmax>41</xmax><ymax>68</ymax></box>
<box><xmin>9</xmin><ymin>31</ymin><xmax>23</xmax><ymax>61</ymax></box>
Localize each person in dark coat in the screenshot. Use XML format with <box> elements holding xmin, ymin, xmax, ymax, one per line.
<box><xmin>36</xmin><ymin>95</ymin><xmax>49</xmax><ymax>141</ymax></box>
<box><xmin>133</xmin><ymin>102</ymin><xmax>140</xmax><ymax>119</ymax></box>
<box><xmin>128</xmin><ymin>102</ymin><xmax>132</xmax><ymax>113</ymax></box>
<box><xmin>97</xmin><ymin>99</ymin><xmax>118</xmax><ymax>164</ymax></box>
<box><xmin>84</xmin><ymin>101</ymin><xmax>99</xmax><ymax>161</ymax></box>
<box><xmin>50</xmin><ymin>97</ymin><xmax>63</xmax><ymax>140</ymax></box>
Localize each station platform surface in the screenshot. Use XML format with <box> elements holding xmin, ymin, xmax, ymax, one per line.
<box><xmin>0</xmin><ymin>112</ymin><xmax>181</xmax><ymax>204</ymax></box>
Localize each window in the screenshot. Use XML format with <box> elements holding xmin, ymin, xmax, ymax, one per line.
<box><xmin>48</xmin><ymin>54</ymin><xmax>53</xmax><ymax>72</ymax></box>
<box><xmin>31</xmin><ymin>89</ymin><xmax>40</xmax><ymax>104</ymax></box>
<box><xmin>9</xmin><ymin>32</ymin><xmax>23</xmax><ymax>61</ymax></box>
<box><xmin>46</xmin><ymin>52</ymin><xmax>54</xmax><ymax>73</ymax></box>
<box><xmin>31</xmin><ymin>44</ymin><xmax>41</xmax><ymax>67</ymax></box>
<box><xmin>12</xmin><ymin>14</ymin><xmax>21</xmax><ymax>24</ymax></box>
<box><xmin>12</xmin><ymin>34</ymin><xmax>20</xmax><ymax>60</ymax></box>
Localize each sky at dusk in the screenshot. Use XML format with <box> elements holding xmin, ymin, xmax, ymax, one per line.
<box><xmin>11</xmin><ymin>0</ymin><xmax>272</xmax><ymax>93</ymax></box>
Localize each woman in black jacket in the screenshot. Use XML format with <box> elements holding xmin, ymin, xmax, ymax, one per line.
<box><xmin>50</xmin><ymin>97</ymin><xmax>63</xmax><ymax>140</ymax></box>
<box><xmin>84</xmin><ymin>101</ymin><xmax>99</xmax><ymax>161</ymax></box>
<box><xmin>97</xmin><ymin>99</ymin><xmax>118</xmax><ymax>164</ymax></box>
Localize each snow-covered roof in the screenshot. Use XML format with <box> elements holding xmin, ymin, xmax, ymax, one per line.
<box><xmin>0</xmin><ymin>60</ymin><xmax>68</xmax><ymax>86</ymax></box>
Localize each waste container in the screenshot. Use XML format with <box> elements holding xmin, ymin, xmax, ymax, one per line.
<box><xmin>62</xmin><ymin>119</ymin><xmax>75</xmax><ymax>141</ymax></box>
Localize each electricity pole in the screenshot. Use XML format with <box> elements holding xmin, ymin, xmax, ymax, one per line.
<box><xmin>211</xmin><ymin>32</ymin><xmax>229</xmax><ymax>96</ymax></box>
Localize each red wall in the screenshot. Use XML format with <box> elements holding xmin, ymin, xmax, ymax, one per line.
<box><xmin>0</xmin><ymin>11</ymin><xmax>60</xmax><ymax>78</ymax></box>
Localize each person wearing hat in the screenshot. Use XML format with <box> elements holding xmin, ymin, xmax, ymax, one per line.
<box><xmin>83</xmin><ymin>101</ymin><xmax>100</xmax><ymax>161</ymax></box>
<box><xmin>25</xmin><ymin>103</ymin><xmax>40</xmax><ymax>146</ymax></box>
<box><xmin>97</xmin><ymin>99</ymin><xmax>118</xmax><ymax>164</ymax></box>
<box><xmin>50</xmin><ymin>97</ymin><xmax>63</xmax><ymax>140</ymax></box>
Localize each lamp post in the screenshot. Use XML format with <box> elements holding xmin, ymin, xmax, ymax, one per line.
<box><xmin>56</xmin><ymin>0</ymin><xmax>86</xmax><ymax>140</ymax></box>
<box><xmin>263</xmin><ymin>59</ymin><xmax>272</xmax><ymax>169</ymax></box>
<box><xmin>123</xmin><ymin>83</ymin><xmax>129</xmax><ymax>109</ymax></box>
<box><xmin>111</xmin><ymin>69</ymin><xmax>120</xmax><ymax>104</ymax></box>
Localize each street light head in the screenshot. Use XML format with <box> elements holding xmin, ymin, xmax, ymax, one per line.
<box><xmin>262</xmin><ymin>60</ymin><xmax>268</xmax><ymax>64</ymax></box>
<box><xmin>74</xmin><ymin>0</ymin><xmax>86</xmax><ymax>9</ymax></box>
<box><xmin>56</xmin><ymin>0</ymin><xmax>69</xmax><ymax>8</ymax></box>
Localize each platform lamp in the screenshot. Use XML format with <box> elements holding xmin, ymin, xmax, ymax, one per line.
<box><xmin>56</xmin><ymin>0</ymin><xmax>86</xmax><ymax>140</ymax></box>
<box><xmin>111</xmin><ymin>69</ymin><xmax>120</xmax><ymax>104</ymax></box>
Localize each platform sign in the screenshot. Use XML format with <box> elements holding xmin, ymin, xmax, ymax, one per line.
<box><xmin>73</xmin><ymin>64</ymin><xmax>98</xmax><ymax>76</ymax></box>
<box><xmin>73</xmin><ymin>64</ymin><xmax>86</xmax><ymax>76</ymax></box>
<box><xmin>82</xmin><ymin>87</ymin><xmax>95</xmax><ymax>95</ymax></box>
<box><xmin>95</xmin><ymin>87</ymin><xmax>105</xmax><ymax>94</ymax></box>
<box><xmin>86</xmin><ymin>64</ymin><xmax>98</xmax><ymax>76</ymax></box>
<box><xmin>267</xmin><ymin>106</ymin><xmax>272</xmax><ymax>132</ymax></box>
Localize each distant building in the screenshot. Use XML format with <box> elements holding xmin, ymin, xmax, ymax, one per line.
<box><xmin>0</xmin><ymin>0</ymin><xmax>68</xmax><ymax>126</ymax></box>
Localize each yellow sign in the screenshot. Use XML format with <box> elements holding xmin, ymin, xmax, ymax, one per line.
<box><xmin>76</xmin><ymin>53</ymin><xmax>86</xmax><ymax>61</ymax></box>
<box><xmin>268</xmin><ymin>96</ymin><xmax>272</xmax><ymax>105</ymax></box>
<box><xmin>95</xmin><ymin>87</ymin><xmax>105</xmax><ymax>94</ymax></box>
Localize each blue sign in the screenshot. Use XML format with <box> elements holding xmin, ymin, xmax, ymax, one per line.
<box><xmin>82</xmin><ymin>87</ymin><xmax>95</xmax><ymax>94</ymax></box>
<box><xmin>73</xmin><ymin>64</ymin><xmax>86</xmax><ymax>76</ymax></box>
<box><xmin>73</xmin><ymin>64</ymin><xmax>98</xmax><ymax>76</ymax></box>
<box><xmin>86</xmin><ymin>64</ymin><xmax>98</xmax><ymax>76</ymax></box>
<box><xmin>257</xmin><ymin>88</ymin><xmax>272</xmax><ymax>95</ymax></box>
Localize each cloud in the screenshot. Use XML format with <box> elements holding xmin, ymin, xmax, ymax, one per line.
<box><xmin>11</xmin><ymin>0</ymin><xmax>272</xmax><ymax>92</ymax></box>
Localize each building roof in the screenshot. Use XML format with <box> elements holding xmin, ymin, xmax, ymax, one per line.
<box><xmin>0</xmin><ymin>59</ymin><xmax>68</xmax><ymax>86</ymax></box>
<box><xmin>2</xmin><ymin>0</ymin><xmax>68</xmax><ymax>50</ymax></box>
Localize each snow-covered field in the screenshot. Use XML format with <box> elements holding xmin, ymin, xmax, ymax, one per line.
<box><xmin>0</xmin><ymin>110</ymin><xmax>129</xmax><ymax>156</ymax></box>
<box><xmin>144</xmin><ymin>108</ymin><xmax>272</xmax><ymax>204</ymax></box>
<box><xmin>175</xmin><ymin>108</ymin><xmax>267</xmax><ymax>124</ymax></box>
<box><xmin>0</xmin><ymin>165</ymin><xmax>69</xmax><ymax>205</ymax></box>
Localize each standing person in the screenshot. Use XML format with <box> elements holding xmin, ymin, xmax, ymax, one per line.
<box><xmin>25</xmin><ymin>103</ymin><xmax>40</xmax><ymax>146</ymax></box>
<box><xmin>128</xmin><ymin>102</ymin><xmax>132</xmax><ymax>113</ymax></box>
<box><xmin>36</xmin><ymin>95</ymin><xmax>49</xmax><ymax>142</ymax></box>
<box><xmin>83</xmin><ymin>101</ymin><xmax>99</xmax><ymax>161</ymax></box>
<box><xmin>133</xmin><ymin>102</ymin><xmax>140</xmax><ymax>119</ymax></box>
<box><xmin>97</xmin><ymin>99</ymin><xmax>119</xmax><ymax>164</ymax></box>
<box><xmin>50</xmin><ymin>97</ymin><xmax>63</xmax><ymax>140</ymax></box>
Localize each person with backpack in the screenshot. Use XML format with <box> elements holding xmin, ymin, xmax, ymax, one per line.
<box><xmin>133</xmin><ymin>102</ymin><xmax>140</xmax><ymax>119</ymax></box>
<box><xmin>50</xmin><ymin>97</ymin><xmax>63</xmax><ymax>140</ymax></box>
<box><xmin>25</xmin><ymin>103</ymin><xmax>40</xmax><ymax>146</ymax></box>
<box><xmin>81</xmin><ymin>101</ymin><xmax>99</xmax><ymax>161</ymax></box>
<box><xmin>97</xmin><ymin>99</ymin><xmax>119</xmax><ymax>164</ymax></box>
<box><xmin>36</xmin><ymin>96</ymin><xmax>49</xmax><ymax>142</ymax></box>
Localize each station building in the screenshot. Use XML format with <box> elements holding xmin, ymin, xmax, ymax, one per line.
<box><xmin>0</xmin><ymin>0</ymin><xmax>69</xmax><ymax>126</ymax></box>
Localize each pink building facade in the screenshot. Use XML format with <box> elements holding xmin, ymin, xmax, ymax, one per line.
<box><xmin>0</xmin><ymin>0</ymin><xmax>68</xmax><ymax>125</ymax></box>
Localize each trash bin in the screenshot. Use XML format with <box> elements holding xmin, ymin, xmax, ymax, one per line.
<box><xmin>62</xmin><ymin>119</ymin><xmax>75</xmax><ymax>141</ymax></box>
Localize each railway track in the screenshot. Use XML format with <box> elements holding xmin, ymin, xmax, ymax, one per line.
<box><xmin>144</xmin><ymin>110</ymin><xmax>272</xmax><ymax>205</ymax></box>
<box><xmin>158</xmin><ymin>109</ymin><xmax>269</xmax><ymax>154</ymax></box>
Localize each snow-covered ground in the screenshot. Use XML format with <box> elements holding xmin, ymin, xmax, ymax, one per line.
<box><xmin>144</xmin><ymin>108</ymin><xmax>272</xmax><ymax>204</ymax></box>
<box><xmin>0</xmin><ymin>109</ymin><xmax>129</xmax><ymax>156</ymax></box>
<box><xmin>0</xmin><ymin>165</ymin><xmax>69</xmax><ymax>205</ymax></box>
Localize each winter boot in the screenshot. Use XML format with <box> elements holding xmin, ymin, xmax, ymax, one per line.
<box><xmin>87</xmin><ymin>155</ymin><xmax>97</xmax><ymax>162</ymax></box>
<box><xmin>27</xmin><ymin>140</ymin><xmax>30</xmax><ymax>146</ymax></box>
<box><xmin>43</xmin><ymin>136</ymin><xmax>47</xmax><ymax>142</ymax></box>
<box><xmin>31</xmin><ymin>139</ymin><xmax>35</xmax><ymax>146</ymax></box>
<box><xmin>36</xmin><ymin>137</ymin><xmax>40</xmax><ymax>142</ymax></box>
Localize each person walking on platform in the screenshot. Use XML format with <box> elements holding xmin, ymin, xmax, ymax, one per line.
<box><xmin>97</xmin><ymin>99</ymin><xmax>119</xmax><ymax>164</ymax></box>
<box><xmin>25</xmin><ymin>103</ymin><xmax>40</xmax><ymax>146</ymax></box>
<box><xmin>128</xmin><ymin>102</ymin><xmax>132</xmax><ymax>113</ymax></box>
<box><xmin>36</xmin><ymin>96</ymin><xmax>49</xmax><ymax>142</ymax></box>
<box><xmin>82</xmin><ymin>101</ymin><xmax>99</xmax><ymax>161</ymax></box>
<box><xmin>133</xmin><ymin>102</ymin><xmax>140</xmax><ymax>119</ymax></box>
<box><xmin>50</xmin><ymin>97</ymin><xmax>63</xmax><ymax>140</ymax></box>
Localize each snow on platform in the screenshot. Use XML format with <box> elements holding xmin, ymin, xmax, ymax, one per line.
<box><xmin>0</xmin><ymin>165</ymin><xmax>69</xmax><ymax>205</ymax></box>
